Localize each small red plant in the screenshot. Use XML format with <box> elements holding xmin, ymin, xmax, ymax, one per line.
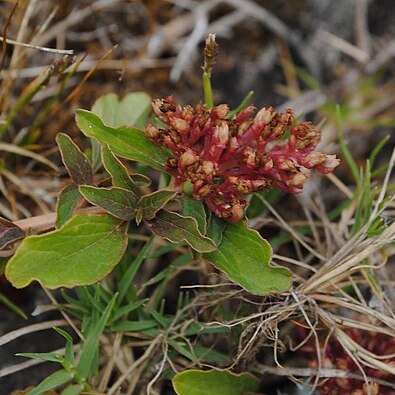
<box><xmin>146</xmin><ymin>96</ymin><xmax>339</xmax><ymax>221</ymax></box>
<box><xmin>302</xmin><ymin>327</ymin><xmax>395</xmax><ymax>394</ymax></box>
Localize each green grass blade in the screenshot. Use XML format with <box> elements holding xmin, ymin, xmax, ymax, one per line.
<box><xmin>53</xmin><ymin>327</ymin><xmax>74</xmax><ymax>364</ymax></box>
<box><xmin>111</xmin><ymin>320</ymin><xmax>158</xmax><ymax>332</ymax></box>
<box><xmin>369</xmin><ymin>134</ymin><xmax>390</xmax><ymax>169</ymax></box>
<box><xmin>76</xmin><ymin>293</ymin><xmax>117</xmax><ymax>379</ymax></box>
<box><xmin>109</xmin><ymin>299</ymin><xmax>147</xmax><ymax>324</ymax></box>
<box><xmin>118</xmin><ymin>237</ymin><xmax>154</xmax><ymax>304</ymax></box>
<box><xmin>16</xmin><ymin>352</ymin><xmax>62</xmax><ymax>363</ymax></box>
<box><xmin>0</xmin><ymin>292</ymin><xmax>27</xmax><ymax>318</ymax></box>
<box><xmin>226</xmin><ymin>91</ymin><xmax>254</xmax><ymax>119</ymax></box>
<box><xmin>336</xmin><ymin>105</ymin><xmax>360</xmax><ymax>183</ymax></box>
<box><xmin>26</xmin><ymin>369</ymin><xmax>73</xmax><ymax>395</ymax></box>
<box><xmin>60</xmin><ymin>384</ymin><xmax>85</xmax><ymax>395</ymax></box>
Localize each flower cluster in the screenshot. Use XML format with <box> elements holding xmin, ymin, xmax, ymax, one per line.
<box><xmin>146</xmin><ymin>96</ymin><xmax>339</xmax><ymax>221</ymax></box>
<box><xmin>301</xmin><ymin>327</ymin><xmax>395</xmax><ymax>394</ymax></box>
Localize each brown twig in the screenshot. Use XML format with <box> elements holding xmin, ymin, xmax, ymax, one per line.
<box><xmin>14</xmin><ymin>206</ymin><xmax>105</xmax><ymax>233</ymax></box>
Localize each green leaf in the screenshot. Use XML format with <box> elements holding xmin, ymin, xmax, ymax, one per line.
<box><xmin>183</xmin><ymin>343</ymin><xmax>230</xmax><ymax>364</ymax></box>
<box><xmin>0</xmin><ymin>217</ymin><xmax>25</xmax><ymax>250</ymax></box>
<box><xmin>56</xmin><ymin>133</ymin><xmax>93</xmax><ymax>185</ymax></box>
<box><xmin>142</xmin><ymin>253</ymin><xmax>192</xmax><ymax>289</ymax></box>
<box><xmin>109</xmin><ymin>299</ymin><xmax>147</xmax><ymax>324</ymax></box>
<box><xmin>53</xmin><ymin>327</ymin><xmax>74</xmax><ymax>363</ymax></box>
<box><xmin>89</xmin><ymin>137</ymin><xmax>102</xmax><ymax>172</ymax></box>
<box><xmin>369</xmin><ymin>134</ymin><xmax>390</xmax><ymax>169</ymax></box>
<box><xmin>60</xmin><ymin>384</ymin><xmax>85</xmax><ymax>395</ymax></box>
<box><xmin>184</xmin><ymin>323</ymin><xmax>229</xmax><ymax>336</ymax></box>
<box><xmin>56</xmin><ymin>184</ymin><xmax>81</xmax><ymax>228</ymax></box>
<box><xmin>129</xmin><ymin>173</ymin><xmax>152</xmax><ymax>187</ymax></box>
<box><xmin>118</xmin><ymin>237</ymin><xmax>154</xmax><ymax>303</ymax></box>
<box><xmin>6</xmin><ymin>214</ymin><xmax>128</xmax><ymax>289</ymax></box>
<box><xmin>335</xmin><ymin>105</ymin><xmax>360</xmax><ymax>184</ymax></box>
<box><xmin>145</xmin><ymin>305</ymin><xmax>171</xmax><ymax>328</ymax></box>
<box><xmin>138</xmin><ymin>189</ymin><xmax>177</xmax><ymax>222</ymax></box>
<box><xmin>193</xmin><ymin>345</ymin><xmax>230</xmax><ymax>364</ymax></box>
<box><xmin>16</xmin><ymin>352</ymin><xmax>62</xmax><ymax>363</ymax></box>
<box><xmin>79</xmin><ymin>185</ymin><xmax>138</xmax><ymax>220</ymax></box>
<box><xmin>0</xmin><ymin>291</ymin><xmax>27</xmax><ymax>318</ymax></box>
<box><xmin>182</xmin><ymin>197</ymin><xmax>207</xmax><ymax>234</ymax></box>
<box><xmin>76</xmin><ymin>293</ymin><xmax>117</xmax><ymax>379</ymax></box>
<box><xmin>102</xmin><ymin>145</ymin><xmax>141</xmax><ymax>195</ymax></box>
<box><xmin>169</xmin><ymin>339</ymin><xmax>198</xmax><ymax>362</ymax></box>
<box><xmin>147</xmin><ymin>211</ymin><xmax>216</xmax><ymax>253</ymax></box>
<box><xmin>172</xmin><ymin>369</ymin><xmax>260</xmax><ymax>395</ymax></box>
<box><xmin>91</xmin><ymin>92</ymin><xmax>152</xmax><ymax>129</ymax></box>
<box><xmin>111</xmin><ymin>320</ymin><xmax>158</xmax><ymax>332</ymax></box>
<box><xmin>204</xmin><ymin>222</ymin><xmax>292</xmax><ymax>295</ymax></box>
<box><xmin>26</xmin><ymin>369</ymin><xmax>73</xmax><ymax>395</ymax></box>
<box><xmin>76</xmin><ymin>110</ymin><xmax>170</xmax><ymax>171</ymax></box>
<box><xmin>226</xmin><ymin>90</ymin><xmax>254</xmax><ymax>119</ymax></box>
<box><xmin>206</xmin><ymin>215</ymin><xmax>227</xmax><ymax>246</ymax></box>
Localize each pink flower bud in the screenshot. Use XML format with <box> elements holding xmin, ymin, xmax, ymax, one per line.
<box><xmin>302</xmin><ymin>152</ymin><xmax>327</xmax><ymax>167</ymax></box>
<box><xmin>202</xmin><ymin>160</ymin><xmax>215</xmax><ymax>176</ymax></box>
<box><xmin>211</xmin><ymin>104</ymin><xmax>229</xmax><ymax>119</ymax></box>
<box><xmin>242</xmin><ymin>147</ymin><xmax>257</xmax><ymax>168</ymax></box>
<box><xmin>289</xmin><ymin>123</ymin><xmax>320</xmax><ymax>150</ymax></box>
<box><xmin>254</xmin><ymin>106</ymin><xmax>275</xmax><ymax>124</ymax></box>
<box><xmin>214</xmin><ymin>121</ymin><xmax>230</xmax><ymax>145</ymax></box>
<box><xmin>171</xmin><ymin>118</ymin><xmax>189</xmax><ymax>131</ymax></box>
<box><xmin>316</xmin><ymin>155</ymin><xmax>341</xmax><ymax>174</ymax></box>
<box><xmin>179</xmin><ymin>149</ymin><xmax>199</xmax><ymax>167</ymax></box>
<box><xmin>146</xmin><ymin>124</ymin><xmax>160</xmax><ymax>139</ymax></box>
<box><xmin>230</xmin><ymin>204</ymin><xmax>245</xmax><ymax>222</ymax></box>
<box><xmin>287</xmin><ymin>172</ymin><xmax>308</xmax><ymax>190</ymax></box>
<box><xmin>276</xmin><ymin>158</ymin><xmax>297</xmax><ymax>172</ymax></box>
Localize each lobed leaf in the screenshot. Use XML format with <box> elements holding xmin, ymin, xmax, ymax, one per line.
<box><xmin>147</xmin><ymin>211</ymin><xmax>216</xmax><ymax>253</ymax></box>
<box><xmin>79</xmin><ymin>185</ymin><xmax>138</xmax><ymax>220</ymax></box>
<box><xmin>172</xmin><ymin>369</ymin><xmax>260</xmax><ymax>395</ymax></box>
<box><xmin>76</xmin><ymin>110</ymin><xmax>170</xmax><ymax>171</ymax></box>
<box><xmin>5</xmin><ymin>214</ymin><xmax>128</xmax><ymax>289</ymax></box>
<box><xmin>204</xmin><ymin>222</ymin><xmax>292</xmax><ymax>295</ymax></box>
<box><xmin>56</xmin><ymin>133</ymin><xmax>93</xmax><ymax>185</ymax></box>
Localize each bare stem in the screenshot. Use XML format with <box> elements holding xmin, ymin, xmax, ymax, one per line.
<box><xmin>202</xmin><ymin>34</ymin><xmax>218</xmax><ymax>109</ymax></box>
<box><xmin>14</xmin><ymin>206</ymin><xmax>105</xmax><ymax>233</ymax></box>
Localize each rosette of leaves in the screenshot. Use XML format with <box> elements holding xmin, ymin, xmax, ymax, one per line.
<box><xmin>3</xmin><ymin>92</ymin><xmax>292</xmax><ymax>295</ymax></box>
